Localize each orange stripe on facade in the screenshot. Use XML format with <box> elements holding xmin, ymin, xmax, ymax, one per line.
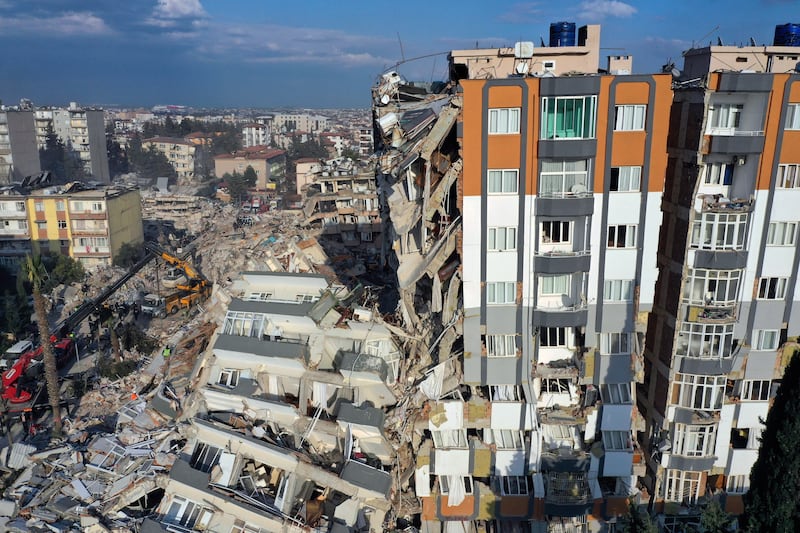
<box><xmin>461</xmin><ymin>80</ymin><xmax>484</xmax><ymax>197</ymax></box>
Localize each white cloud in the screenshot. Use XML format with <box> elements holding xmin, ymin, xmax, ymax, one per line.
<box><xmin>578</xmin><ymin>0</ymin><xmax>636</xmax><ymax>19</ymax></box>
<box><xmin>147</xmin><ymin>0</ymin><xmax>206</xmax><ymax>27</ymax></box>
<box><xmin>0</xmin><ymin>12</ymin><xmax>112</xmax><ymax>36</ymax></box>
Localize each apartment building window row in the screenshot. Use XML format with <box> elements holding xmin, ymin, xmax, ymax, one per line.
<box><xmin>488</xmin><ymin>226</ymin><xmax>517</xmax><ymax>251</ymax></box>
<box><xmin>677</xmin><ymin>322</ymin><xmax>734</xmax><ymax>359</ymax></box>
<box><xmin>601</xmin><ymin>332</ymin><xmax>631</xmax><ymax>354</ymax></box>
<box><xmin>614</xmin><ymin>104</ymin><xmax>646</xmax><ymax>131</ymax></box>
<box><xmin>499</xmin><ymin>476</ymin><xmax>529</xmax><ymax>496</ymax></box>
<box><xmin>431</xmin><ymin>429</ymin><xmax>468</xmax><ymax>449</ymax></box>
<box><xmin>766</xmin><ymin>221</ymin><xmax>797</xmax><ymax>246</ymax></box>
<box><xmin>741</xmin><ymin>379</ymin><xmax>771</xmax><ymax>401</ymax></box>
<box><xmin>757</xmin><ymin>277</ymin><xmax>788</xmax><ymax>300</ymax></box>
<box><xmin>673</xmin><ymin>373</ymin><xmax>726</xmax><ymax>410</ymax></box>
<box><xmin>75</xmin><ymin>236</ymin><xmax>109</xmax><ymax>249</ymax></box>
<box><xmin>610</xmin><ymin>166</ymin><xmax>642</xmax><ymax>192</ymax></box>
<box><xmin>785</xmin><ymin>103</ymin><xmax>800</xmax><ymax>130</ymax></box>
<box><xmin>488</xmin><ymin>108</ymin><xmax>520</xmax><ymax>134</ymax></box>
<box><xmin>487</xmin><ymin>334</ymin><xmax>516</xmax><ymax>357</ymax></box>
<box><xmin>673</xmin><ymin>423</ymin><xmax>717</xmax><ymax>457</ymax></box>
<box><xmin>487</xmin><ymin>281</ymin><xmax>516</xmax><ymax>305</ymax></box>
<box><xmin>540</xmin><ymin>159</ymin><xmax>589</xmax><ymax>197</ymax></box>
<box><xmin>485</xmin><ymin>429</ymin><xmax>525</xmax><ymax>449</ymax></box>
<box><xmin>540</xmin><ymin>274</ymin><xmax>570</xmax><ymax>296</ymax></box>
<box><xmin>541</xmin><ymin>95</ymin><xmax>597</xmax><ymax>140</ymax></box>
<box><xmin>777</xmin><ymin>164</ymin><xmax>800</xmax><ymax>188</ymax></box>
<box><xmin>540</xmin><ymin>326</ymin><xmax>568</xmax><ymax>347</ymax></box>
<box><xmin>753</xmin><ymin>329</ymin><xmax>780</xmax><ymax>351</ymax></box>
<box><xmin>691</xmin><ymin>212</ymin><xmax>748</xmax><ymax>251</ymax></box>
<box><xmin>0</xmin><ymin>201</ymin><xmax>25</xmax><ymax>212</ymax></box>
<box><xmin>603</xmin><ymin>279</ymin><xmax>633</xmax><ymax>302</ymax></box>
<box><xmin>683</xmin><ymin>268</ymin><xmax>741</xmax><ymax>307</ymax></box>
<box><xmin>707</xmin><ymin>103</ymin><xmax>743</xmax><ymax>132</ymax></box>
<box><xmin>487</xmin><ymin>169</ymin><xmax>519</xmax><ymax>194</ymax></box>
<box><xmin>2</xmin><ymin>220</ymin><xmax>28</xmax><ymax>230</ymax></box>
<box><xmin>600</xmin><ymin>383</ymin><xmax>632</xmax><ymax>404</ymax></box>
<box><xmin>607</xmin><ymin>224</ymin><xmax>637</xmax><ymax>248</ymax></box>
<box><xmin>223</xmin><ymin>311</ymin><xmax>267</xmax><ymax>338</ymax></box>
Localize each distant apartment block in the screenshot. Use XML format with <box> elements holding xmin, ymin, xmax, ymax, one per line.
<box><xmin>242</xmin><ymin>121</ymin><xmax>271</xmax><ymax>148</ymax></box>
<box><xmin>272</xmin><ymin>113</ymin><xmax>329</xmax><ymax>133</ymax></box>
<box><xmin>143</xmin><ymin>136</ymin><xmax>197</xmax><ymax>180</ymax></box>
<box><xmin>0</xmin><ymin>109</ymin><xmax>40</xmax><ymax>184</ymax></box>
<box><xmin>214</xmin><ymin>146</ymin><xmax>286</xmax><ymax>191</ymax></box>
<box><xmin>357</xmin><ymin>127</ymin><xmax>373</xmax><ymax>157</ymax></box>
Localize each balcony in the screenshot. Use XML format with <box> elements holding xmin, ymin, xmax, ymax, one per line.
<box><xmin>686</xmin><ymin>305</ymin><xmax>736</xmax><ymax>324</ymax></box>
<box><xmin>698</xmin><ymin>194</ymin><xmax>753</xmax><ymax>213</ymax></box>
<box><xmin>533</xmin><ymin>296</ymin><xmax>588</xmax><ymax>328</ymax></box>
<box><xmin>69</xmin><ymin>210</ymin><xmax>107</xmax><ymax>220</ymax></box>
<box><xmin>533</xmin><ymin>250</ymin><xmax>591</xmax><ymax>274</ymax></box>
<box><xmin>536</xmin><ymin>196</ymin><xmax>594</xmax><ymax>217</ymax></box>
<box><xmin>73</xmin><ymin>245</ymin><xmax>110</xmax><ymax>256</ymax></box>
<box><xmin>706</xmin><ymin>130</ymin><xmax>765</xmax><ymax>155</ymax></box>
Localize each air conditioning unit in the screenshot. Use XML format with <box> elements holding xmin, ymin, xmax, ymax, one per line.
<box><xmin>735</xmin><ymin>156</ymin><xmax>747</xmax><ymax>166</ymax></box>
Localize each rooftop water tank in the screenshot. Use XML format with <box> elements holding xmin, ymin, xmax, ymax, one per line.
<box><xmin>549</xmin><ymin>21</ymin><xmax>576</xmax><ymax>47</ymax></box>
<box><xmin>774</xmin><ymin>23</ymin><xmax>800</xmax><ymax>46</ymax></box>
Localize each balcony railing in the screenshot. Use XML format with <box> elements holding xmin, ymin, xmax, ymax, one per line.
<box><xmin>699</xmin><ymin>194</ymin><xmax>753</xmax><ymax>213</ymax></box>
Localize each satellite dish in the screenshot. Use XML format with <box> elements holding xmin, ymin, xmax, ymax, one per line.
<box><xmin>571</xmin><ymin>183</ymin><xmax>587</xmax><ymax>194</ymax></box>
<box><xmin>515</xmin><ymin>62</ymin><xmax>529</xmax><ymax>75</ymax></box>
<box><xmin>671</xmin><ymin>68</ymin><xmax>681</xmax><ymax>78</ymax></box>
<box><xmin>795</xmin><ymin>61</ymin><xmax>800</xmax><ymax>73</ymax></box>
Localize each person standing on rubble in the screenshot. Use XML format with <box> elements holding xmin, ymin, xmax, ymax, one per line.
<box><xmin>162</xmin><ymin>345</ymin><xmax>171</xmax><ymax>359</ymax></box>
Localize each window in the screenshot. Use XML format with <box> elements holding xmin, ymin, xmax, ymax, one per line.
<box><xmin>34</xmin><ymin>202</ymin><xmax>43</xmax><ymax>212</ymax></box>
<box><xmin>487</xmin><ymin>334</ymin><xmax>516</xmax><ymax>357</ymax></box>
<box><xmin>296</xmin><ymin>294</ymin><xmax>315</xmax><ymax>303</ymax></box>
<box><xmin>703</xmin><ymin>162</ymin><xmax>734</xmax><ymax>185</ymax></box>
<box><xmin>165</xmin><ymin>496</ymin><xmax>213</xmax><ymax>530</ymax></box>
<box><xmin>708</xmin><ymin>103</ymin><xmax>743</xmax><ymax>131</ymax></box>
<box><xmin>607</xmin><ymin>224</ymin><xmax>637</xmax><ymax>248</ymax></box>
<box><xmin>741</xmin><ymin>379</ymin><xmax>771</xmax><ymax>401</ymax></box>
<box><xmin>488</xmin><ymin>108</ymin><xmax>520</xmax><ymax>134</ymax></box>
<box><xmin>691</xmin><ymin>212</ymin><xmax>748</xmax><ymax>251</ymax></box>
<box><xmin>614</xmin><ymin>104</ymin><xmax>646</xmax><ymax>131</ymax></box>
<box><xmin>439</xmin><ymin>476</ymin><xmax>473</xmax><ymax>495</ymax></box>
<box><xmin>682</xmin><ymin>268</ymin><xmax>741</xmax><ymax>306</ymax></box>
<box><xmin>665</xmin><ymin>470</ymin><xmax>702</xmax><ymax>503</ymax></box>
<box><xmin>540</xmin><ymin>274</ymin><xmax>570</xmax><ymax>295</ymax></box>
<box><xmin>488</xmin><ymin>226</ymin><xmax>517</xmax><ymax>251</ymax></box>
<box><xmin>609</xmin><ymin>166</ymin><xmax>641</xmax><ymax>192</ymax></box>
<box><xmin>491</xmin><ymin>385</ymin><xmax>522</xmax><ymax>401</ymax></box>
<box><xmin>757</xmin><ymin>277</ymin><xmax>788</xmax><ymax>300</ymax></box>
<box><xmin>223</xmin><ymin>311</ymin><xmax>266</xmax><ymax>337</ymax></box>
<box><xmin>677</xmin><ymin>323</ymin><xmax>734</xmax><ymax>359</ymax></box>
<box><xmin>541</xmin><ymin>221</ymin><xmax>571</xmax><ymax>244</ymax></box>
<box><xmin>785</xmin><ymin>103</ymin><xmax>800</xmax><ymax>130</ymax></box>
<box><xmin>487</xmin><ymin>169</ymin><xmax>519</xmax><ymax>194</ymax></box>
<box><xmin>91</xmin><ymin>202</ymin><xmax>104</xmax><ymax>212</ymax></box>
<box><xmin>487</xmin><ymin>282</ymin><xmax>515</xmax><ymax>304</ymax></box>
<box><xmin>541</xmin><ymin>378</ymin><xmax>572</xmax><ymax>394</ymax></box>
<box><xmin>500</xmin><ymin>476</ymin><xmax>529</xmax><ymax>495</ymax></box>
<box><xmin>35</xmin><ymin>221</ymin><xmax>47</xmax><ymax>229</ymax></box>
<box><xmin>190</xmin><ymin>442</ymin><xmax>222</xmax><ymax>473</ymax></box>
<box><xmin>486</xmin><ymin>429</ymin><xmax>524</xmax><ymax>449</ymax></box>
<box><xmin>777</xmin><ymin>164</ymin><xmax>800</xmax><ymax>188</ymax></box>
<box><xmin>56</xmin><ymin>200</ymin><xmax>65</xmax><ymax>211</ymax></box>
<box><xmin>753</xmin><ymin>329</ymin><xmax>779</xmax><ymax>351</ymax></box>
<box><xmin>601</xmin><ymin>333</ymin><xmax>631</xmax><ymax>354</ymax></box>
<box><xmin>600</xmin><ymin>383</ymin><xmax>632</xmax><ymax>404</ymax></box>
<box><xmin>673</xmin><ymin>424</ymin><xmax>716</xmax><ymax>457</ymax></box>
<box><xmin>767</xmin><ymin>222</ymin><xmax>797</xmax><ymax>246</ymax></box>
<box><xmin>57</xmin><ymin>220</ymin><xmax>67</xmax><ymax>229</ymax></box>
<box><xmin>231</xmin><ymin>519</ymin><xmax>266</xmax><ymax>533</ymax></box>
<box><xmin>218</xmin><ymin>368</ymin><xmax>240</xmax><ymax>388</ymax></box>
<box><xmin>540</xmin><ymin>327</ymin><xmax>568</xmax><ymax>347</ymax></box>
<box><xmin>246</xmin><ymin>292</ymin><xmax>273</xmax><ymax>301</ymax></box>
<box><xmin>539</xmin><ymin>159</ymin><xmax>589</xmax><ymax>197</ymax></box>
<box><xmin>361</xmin><ymin>231</ymin><xmax>373</xmax><ymax>242</ymax></box>
<box><xmin>603</xmin><ymin>430</ymin><xmax>632</xmax><ymax>451</ymax></box>
<box><xmin>431</xmin><ymin>429</ymin><xmax>468</xmax><ymax>448</ymax></box>
<box><xmin>603</xmin><ymin>280</ymin><xmax>633</xmax><ymax>302</ymax></box>
<box><xmin>727</xmin><ymin>474</ymin><xmax>749</xmax><ymax>494</ymax></box>
<box><xmin>541</xmin><ymin>95</ymin><xmax>597</xmax><ymax>139</ymax></box>
<box><xmin>674</xmin><ymin>374</ymin><xmax>726</xmax><ymax>410</ymax></box>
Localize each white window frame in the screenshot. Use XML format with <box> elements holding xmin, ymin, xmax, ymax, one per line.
<box><xmin>726</xmin><ymin>474</ymin><xmax>749</xmax><ymax>494</ymax></box>
<box><xmin>487</xmin><ymin>169</ymin><xmax>519</xmax><ymax>194</ymax></box>
<box><xmin>600</xmin><ymin>383</ymin><xmax>632</xmax><ymax>404</ymax></box>
<box><xmin>488</xmin><ymin>108</ymin><xmax>520</xmax><ymax>134</ymax></box>
<box><xmin>541</xmin><ymin>378</ymin><xmax>572</xmax><ymax>395</ymax></box>
<box><xmin>677</xmin><ymin>322</ymin><xmax>734</xmax><ymax>359</ymax></box>
<box><xmin>539</xmin><ymin>274</ymin><xmax>570</xmax><ymax>296</ymax></box>
<box><xmin>603</xmin><ymin>279</ymin><xmax>633</xmax><ymax>302</ymax></box>
<box><xmin>674</xmin><ymin>373</ymin><xmax>726</xmax><ymax>410</ymax></box>
<box><xmin>602</xmin><ymin>430</ymin><xmax>632</xmax><ymax>451</ymax></box>
<box><xmin>487</xmin><ymin>226</ymin><xmax>517</xmax><ymax>251</ymax></box>
<box><xmin>431</xmin><ymin>429</ymin><xmax>468</xmax><ymax>449</ymax></box>
<box><xmin>540</xmin><ymin>327</ymin><xmax>568</xmax><ymax>347</ymax></box>
<box><xmin>767</xmin><ymin>221</ymin><xmax>798</xmax><ymax>246</ymax></box>
<box><xmin>600</xmin><ymin>332</ymin><xmax>631</xmax><ymax>354</ymax></box>
<box><xmin>491</xmin><ymin>385</ymin><xmax>522</xmax><ymax>401</ymax></box>
<box><xmin>487</xmin><ymin>281</ymin><xmax>516</xmax><ymax>305</ymax></box>
<box><xmin>609</xmin><ymin>166</ymin><xmax>641</xmax><ymax>192</ymax></box>
<box><xmin>614</xmin><ymin>104</ymin><xmax>646</xmax><ymax>131</ymax></box>
<box><xmin>607</xmin><ymin>224</ymin><xmax>637</xmax><ymax>248</ymax></box>
<box><xmin>708</xmin><ymin>103</ymin><xmax>743</xmax><ymax>131</ymax></box>
<box><xmin>682</xmin><ymin>268</ymin><xmax>741</xmax><ymax>307</ymax></box>
<box><xmin>541</xmin><ymin>95</ymin><xmax>597</xmax><ymax>140</ymax></box>
<box><xmin>486</xmin><ymin>429</ymin><xmax>525</xmax><ymax>450</ymax></box>
<box><xmin>500</xmin><ymin>475</ymin><xmax>529</xmax><ymax>496</ymax></box>
<box><xmin>785</xmin><ymin>103</ymin><xmax>800</xmax><ymax>130</ymax></box>
<box><xmin>218</xmin><ymin>368</ymin><xmax>240</xmax><ymax>388</ymax></box>
<box><xmin>34</xmin><ymin>201</ymin><xmax>44</xmax><ymax>212</ymax></box>
<box><xmin>691</xmin><ymin>212</ymin><xmax>748</xmax><ymax>251</ymax></box>
<box><xmin>757</xmin><ymin>277</ymin><xmax>788</xmax><ymax>300</ymax></box>
<box><xmin>165</xmin><ymin>495</ymin><xmax>214</xmax><ymax>530</ymax></box>
<box><xmin>753</xmin><ymin>329</ymin><xmax>779</xmax><ymax>351</ymax></box>
<box><xmin>439</xmin><ymin>476</ymin><xmax>473</xmax><ymax>495</ymax></box>
<box><xmin>539</xmin><ymin>159</ymin><xmax>589</xmax><ymax>197</ymax></box>
<box><xmin>673</xmin><ymin>423</ymin><xmax>716</xmax><ymax>457</ymax></box>
<box><xmin>777</xmin><ymin>164</ymin><xmax>800</xmax><ymax>188</ymax></box>
<box><xmin>741</xmin><ymin>379</ymin><xmax>771</xmax><ymax>401</ymax></box>
<box><xmin>487</xmin><ymin>334</ymin><xmax>516</xmax><ymax>357</ymax></box>
<box><xmin>703</xmin><ymin>162</ymin><xmax>734</xmax><ymax>185</ymax></box>
<box><xmin>664</xmin><ymin>470</ymin><xmax>702</xmax><ymax>503</ymax></box>
<box><xmin>541</xmin><ymin>220</ymin><xmax>572</xmax><ymax>244</ymax></box>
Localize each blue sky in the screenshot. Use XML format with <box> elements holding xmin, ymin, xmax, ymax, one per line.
<box><xmin>0</xmin><ymin>0</ymin><xmax>795</xmax><ymax>109</ymax></box>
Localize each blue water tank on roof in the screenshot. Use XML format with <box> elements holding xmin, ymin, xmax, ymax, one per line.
<box><xmin>774</xmin><ymin>23</ymin><xmax>800</xmax><ymax>46</ymax></box>
<box><xmin>549</xmin><ymin>21</ymin><xmax>576</xmax><ymax>47</ymax></box>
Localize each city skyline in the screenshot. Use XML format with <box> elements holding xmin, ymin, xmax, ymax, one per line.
<box><xmin>0</xmin><ymin>0</ymin><xmax>796</xmax><ymax>109</ymax></box>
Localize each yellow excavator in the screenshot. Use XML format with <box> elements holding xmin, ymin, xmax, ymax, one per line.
<box><xmin>144</xmin><ymin>243</ymin><xmax>212</xmax><ymax>315</ymax></box>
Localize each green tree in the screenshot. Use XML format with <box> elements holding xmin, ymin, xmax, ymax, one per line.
<box><xmin>46</xmin><ymin>255</ymin><xmax>84</xmax><ymax>291</ymax></box>
<box><xmin>107</xmin><ymin>136</ymin><xmax>129</xmax><ymax>177</ymax></box>
<box><xmin>128</xmin><ymin>135</ymin><xmax>176</xmax><ymax>182</ymax></box>
<box><xmin>700</xmin><ymin>499</ymin><xmax>734</xmax><ymax>532</ymax></box>
<box><xmin>114</xmin><ymin>242</ymin><xmax>143</xmax><ymax>269</ymax></box>
<box><xmin>341</xmin><ymin>147</ymin><xmax>360</xmax><ymax>161</ymax></box>
<box><xmin>2</xmin><ymin>290</ymin><xmax>23</xmax><ymax>338</ymax></box>
<box><xmin>618</xmin><ymin>499</ymin><xmax>658</xmax><ymax>533</ymax></box>
<box><xmin>39</xmin><ymin>126</ymin><xmax>66</xmax><ymax>179</ymax></box>
<box><xmin>242</xmin><ymin>165</ymin><xmax>258</xmax><ymax>187</ymax></box>
<box><xmin>224</xmin><ymin>172</ymin><xmax>248</xmax><ymax>204</ymax></box>
<box><xmin>743</xmin><ymin>350</ymin><xmax>800</xmax><ymax>532</ymax></box>
<box><xmin>23</xmin><ymin>255</ymin><xmax>62</xmax><ymax>438</ymax></box>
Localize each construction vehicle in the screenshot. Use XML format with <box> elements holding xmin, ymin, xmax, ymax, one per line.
<box><xmin>141</xmin><ymin>291</ymin><xmax>186</xmax><ymax>318</ymax></box>
<box><xmin>145</xmin><ymin>242</ymin><xmax>212</xmax><ymax>312</ymax></box>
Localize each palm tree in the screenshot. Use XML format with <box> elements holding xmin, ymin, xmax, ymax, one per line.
<box><xmin>23</xmin><ymin>255</ymin><xmax>62</xmax><ymax>438</ymax></box>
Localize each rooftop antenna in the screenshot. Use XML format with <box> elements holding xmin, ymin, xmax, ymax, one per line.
<box><xmin>396</xmin><ymin>32</ymin><xmax>406</xmax><ymax>63</ymax></box>
<box><xmin>717</xmin><ymin>36</ymin><xmax>724</xmax><ymax>46</ymax></box>
<box><xmin>749</xmin><ymin>37</ymin><xmax>757</xmax><ymax>46</ymax></box>
<box><xmin>692</xmin><ymin>25</ymin><xmax>720</xmax><ymax>49</ymax></box>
